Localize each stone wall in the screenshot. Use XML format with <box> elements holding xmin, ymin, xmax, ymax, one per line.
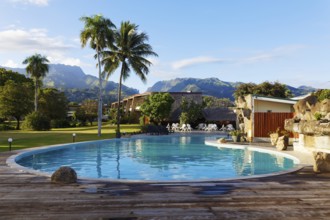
<box><xmin>285</xmin><ymin>96</ymin><xmax>330</xmax><ymax>152</ymax></box>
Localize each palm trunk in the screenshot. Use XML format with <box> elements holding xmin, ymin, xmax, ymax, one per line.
<box><xmin>15</xmin><ymin>117</ymin><xmax>20</xmax><ymax>130</ymax></box>
<box><xmin>97</xmin><ymin>50</ymin><xmax>103</xmax><ymax>137</ymax></box>
<box><xmin>34</xmin><ymin>80</ymin><xmax>38</xmax><ymax>112</ymax></box>
<box><xmin>116</xmin><ymin>67</ymin><xmax>124</xmax><ymax>138</ymax></box>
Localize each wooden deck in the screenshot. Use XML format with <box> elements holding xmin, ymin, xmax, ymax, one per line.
<box><xmin>1</xmin><ymin>150</ymin><xmax>330</xmax><ymax>219</ymax></box>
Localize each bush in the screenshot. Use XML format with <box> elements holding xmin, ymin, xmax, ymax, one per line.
<box><xmin>50</xmin><ymin>119</ymin><xmax>70</xmax><ymax>128</ymax></box>
<box><xmin>315</xmin><ymin>89</ymin><xmax>330</xmax><ymax>102</ymax></box>
<box><xmin>0</xmin><ymin>123</ymin><xmax>15</xmax><ymax>131</ymax></box>
<box><xmin>141</xmin><ymin>124</ymin><xmax>169</xmax><ymax>135</ymax></box>
<box><xmin>22</xmin><ymin>112</ymin><xmax>51</xmax><ymax>131</ymax></box>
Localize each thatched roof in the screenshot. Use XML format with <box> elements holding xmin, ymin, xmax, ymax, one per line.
<box><xmin>202</xmin><ymin>108</ymin><xmax>236</xmax><ymax>121</ymax></box>
<box><xmin>168</xmin><ymin>107</ymin><xmax>236</xmax><ymax>122</ymax></box>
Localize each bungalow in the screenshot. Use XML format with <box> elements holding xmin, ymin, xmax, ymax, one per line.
<box><xmin>111</xmin><ymin>92</ymin><xmax>203</xmax><ymax>124</ymax></box>
<box><xmin>110</xmin><ymin>92</ymin><xmax>236</xmax><ymax>125</ymax></box>
<box><xmin>235</xmin><ymin>94</ymin><xmax>297</xmax><ymax>142</ymax></box>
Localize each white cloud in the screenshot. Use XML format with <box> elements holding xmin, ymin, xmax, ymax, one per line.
<box><xmin>0</xmin><ymin>27</ymin><xmax>89</xmax><ymax>68</ymax></box>
<box><xmin>171</xmin><ymin>56</ymin><xmax>226</xmax><ymax>70</ymax></box>
<box><xmin>2</xmin><ymin>59</ymin><xmax>20</xmax><ymax>68</ymax></box>
<box><xmin>240</xmin><ymin>54</ymin><xmax>276</xmax><ymax>64</ymax></box>
<box><xmin>0</xmin><ymin>28</ymin><xmax>73</xmax><ymax>53</ymax></box>
<box><xmin>9</xmin><ymin>0</ymin><xmax>49</xmax><ymax>6</ymax></box>
<box><xmin>48</xmin><ymin>56</ymin><xmax>82</xmax><ymax>67</ymax></box>
<box><xmin>240</xmin><ymin>45</ymin><xmax>306</xmax><ymax>64</ymax></box>
<box><xmin>171</xmin><ymin>44</ymin><xmax>307</xmax><ymax>70</ymax></box>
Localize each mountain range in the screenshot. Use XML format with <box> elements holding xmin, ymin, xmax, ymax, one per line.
<box><xmin>1</xmin><ymin>64</ymin><xmax>139</xmax><ymax>103</ymax></box>
<box><xmin>147</xmin><ymin>77</ymin><xmax>315</xmax><ymax>100</ymax></box>
<box><xmin>1</xmin><ymin>64</ymin><xmax>315</xmax><ymax>102</ymax></box>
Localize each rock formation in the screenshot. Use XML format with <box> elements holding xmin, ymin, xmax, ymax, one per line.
<box><xmin>313</xmin><ymin>151</ymin><xmax>330</xmax><ymax>173</ymax></box>
<box><xmin>51</xmin><ymin>166</ymin><xmax>77</xmax><ymax>184</ymax></box>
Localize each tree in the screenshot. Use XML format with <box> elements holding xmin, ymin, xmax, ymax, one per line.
<box><xmin>39</xmin><ymin>88</ymin><xmax>68</xmax><ymax>120</ymax></box>
<box><xmin>80</xmin><ymin>15</ymin><xmax>116</xmax><ymax>137</ymax></box>
<box><xmin>22</xmin><ymin>54</ymin><xmax>49</xmax><ymax>112</ymax></box>
<box><xmin>0</xmin><ymin>80</ymin><xmax>34</xmax><ymax>129</ymax></box>
<box><xmin>203</xmin><ymin>96</ymin><xmax>235</xmax><ymax>108</ymax></box>
<box><xmin>140</xmin><ymin>93</ymin><xmax>174</xmax><ymax>125</ymax></box>
<box><xmin>0</xmin><ymin>68</ymin><xmax>32</xmax><ymax>86</ymax></box>
<box><xmin>102</xmin><ymin>21</ymin><xmax>158</xmax><ymax>138</ymax></box>
<box><xmin>314</xmin><ymin>89</ymin><xmax>330</xmax><ymax>102</ymax></box>
<box><xmin>233</xmin><ymin>83</ymin><xmax>256</xmax><ymax>99</ymax></box>
<box><xmin>179</xmin><ymin>98</ymin><xmax>203</xmax><ymax>124</ymax></box>
<box><xmin>80</xmin><ymin>99</ymin><xmax>98</xmax><ymax>125</ymax></box>
<box><xmin>234</xmin><ymin>81</ymin><xmax>291</xmax><ymax>99</ymax></box>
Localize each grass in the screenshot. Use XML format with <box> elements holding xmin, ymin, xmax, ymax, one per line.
<box><xmin>0</xmin><ymin>123</ymin><xmax>141</xmax><ymax>152</ymax></box>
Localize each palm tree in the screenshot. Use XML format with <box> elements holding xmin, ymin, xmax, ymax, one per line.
<box><xmin>22</xmin><ymin>54</ymin><xmax>49</xmax><ymax>112</ymax></box>
<box><xmin>80</xmin><ymin>15</ymin><xmax>116</xmax><ymax>136</ymax></box>
<box><xmin>102</xmin><ymin>21</ymin><xmax>158</xmax><ymax>138</ymax></box>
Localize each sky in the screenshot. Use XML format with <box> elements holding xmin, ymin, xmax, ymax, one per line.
<box><xmin>0</xmin><ymin>0</ymin><xmax>330</xmax><ymax>93</ymax></box>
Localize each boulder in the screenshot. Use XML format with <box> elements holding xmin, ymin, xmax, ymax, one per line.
<box><xmin>217</xmin><ymin>138</ymin><xmax>227</xmax><ymax>144</ymax></box>
<box><xmin>270</xmin><ymin>133</ymin><xmax>279</xmax><ymax>146</ymax></box>
<box><xmin>313</xmin><ymin>151</ymin><xmax>330</xmax><ymax>173</ymax></box>
<box><xmin>276</xmin><ymin>136</ymin><xmax>288</xmax><ymax>151</ymax></box>
<box><xmin>51</xmin><ymin>166</ymin><xmax>77</xmax><ymax>184</ymax></box>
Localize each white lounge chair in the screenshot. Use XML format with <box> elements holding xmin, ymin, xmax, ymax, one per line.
<box><xmin>172</xmin><ymin>123</ymin><xmax>180</xmax><ymax>132</ymax></box>
<box><xmin>219</xmin><ymin>124</ymin><xmax>226</xmax><ymax>132</ymax></box>
<box><xmin>186</xmin><ymin>124</ymin><xmax>192</xmax><ymax>132</ymax></box>
<box><xmin>166</xmin><ymin>123</ymin><xmax>171</xmax><ymax>132</ymax></box>
<box><xmin>226</xmin><ymin>124</ymin><xmax>234</xmax><ymax>131</ymax></box>
<box><xmin>180</xmin><ymin>124</ymin><xmax>187</xmax><ymax>132</ymax></box>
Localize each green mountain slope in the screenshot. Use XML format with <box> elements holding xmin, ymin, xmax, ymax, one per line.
<box><xmin>147</xmin><ymin>77</ymin><xmax>314</xmax><ymax>100</ymax></box>
<box><xmin>1</xmin><ymin>64</ymin><xmax>138</xmax><ymax>103</ymax></box>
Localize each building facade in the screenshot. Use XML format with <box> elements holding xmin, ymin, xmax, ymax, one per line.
<box><xmin>110</xmin><ymin>92</ymin><xmax>203</xmax><ymax>124</ymax></box>
<box><xmin>236</xmin><ymin>94</ymin><xmax>297</xmax><ymax>141</ymax></box>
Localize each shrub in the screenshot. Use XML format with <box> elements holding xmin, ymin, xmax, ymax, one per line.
<box><xmin>314</xmin><ymin>112</ymin><xmax>322</xmax><ymax>120</ymax></box>
<box><xmin>0</xmin><ymin>123</ymin><xmax>15</xmax><ymax>131</ymax></box>
<box><xmin>141</xmin><ymin>124</ymin><xmax>169</xmax><ymax>135</ymax></box>
<box><xmin>50</xmin><ymin>119</ymin><xmax>70</xmax><ymax>128</ymax></box>
<box><xmin>315</xmin><ymin>89</ymin><xmax>330</xmax><ymax>102</ymax></box>
<box><xmin>22</xmin><ymin>112</ymin><xmax>51</xmax><ymax>131</ymax></box>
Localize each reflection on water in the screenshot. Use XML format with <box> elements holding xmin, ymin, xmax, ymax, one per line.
<box><xmin>17</xmin><ymin>134</ymin><xmax>296</xmax><ymax>181</ymax></box>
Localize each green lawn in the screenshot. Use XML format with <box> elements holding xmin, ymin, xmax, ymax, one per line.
<box><xmin>0</xmin><ymin>123</ymin><xmax>141</xmax><ymax>152</ymax></box>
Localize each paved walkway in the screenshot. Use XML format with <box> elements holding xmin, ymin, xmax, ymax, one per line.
<box><xmin>1</xmin><ymin>144</ymin><xmax>330</xmax><ymax>219</ymax></box>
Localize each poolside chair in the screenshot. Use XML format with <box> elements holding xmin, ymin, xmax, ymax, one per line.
<box><xmin>172</xmin><ymin>123</ymin><xmax>180</xmax><ymax>132</ymax></box>
<box><xmin>166</xmin><ymin>123</ymin><xmax>171</xmax><ymax>132</ymax></box>
<box><xmin>180</xmin><ymin>124</ymin><xmax>187</xmax><ymax>132</ymax></box>
<box><xmin>219</xmin><ymin>124</ymin><xmax>226</xmax><ymax>132</ymax></box>
<box><xmin>186</xmin><ymin>124</ymin><xmax>192</xmax><ymax>132</ymax></box>
<box><xmin>226</xmin><ymin>124</ymin><xmax>234</xmax><ymax>131</ymax></box>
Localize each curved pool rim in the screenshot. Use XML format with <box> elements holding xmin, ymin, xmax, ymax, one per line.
<box><xmin>6</xmin><ymin>136</ymin><xmax>304</xmax><ymax>183</ymax></box>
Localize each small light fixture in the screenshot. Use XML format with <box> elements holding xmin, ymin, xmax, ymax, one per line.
<box><xmin>72</xmin><ymin>133</ymin><xmax>76</xmax><ymax>143</ymax></box>
<box><xmin>8</xmin><ymin>138</ymin><xmax>13</xmax><ymax>151</ymax></box>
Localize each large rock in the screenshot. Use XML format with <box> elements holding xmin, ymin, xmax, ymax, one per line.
<box><xmin>313</xmin><ymin>151</ymin><xmax>330</xmax><ymax>173</ymax></box>
<box><xmin>51</xmin><ymin>166</ymin><xmax>77</xmax><ymax>184</ymax></box>
<box><xmin>276</xmin><ymin>136</ymin><xmax>288</xmax><ymax>151</ymax></box>
<box><xmin>217</xmin><ymin>138</ymin><xmax>227</xmax><ymax>143</ymax></box>
<box><xmin>270</xmin><ymin>133</ymin><xmax>279</xmax><ymax>146</ymax></box>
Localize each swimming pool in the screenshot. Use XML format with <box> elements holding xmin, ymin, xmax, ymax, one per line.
<box><xmin>13</xmin><ymin>134</ymin><xmax>299</xmax><ymax>181</ymax></box>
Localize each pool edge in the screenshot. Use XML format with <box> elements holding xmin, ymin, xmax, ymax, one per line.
<box><xmin>6</xmin><ymin>137</ymin><xmax>310</xmax><ymax>184</ymax></box>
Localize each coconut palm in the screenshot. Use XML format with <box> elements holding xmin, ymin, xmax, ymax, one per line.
<box><xmin>80</xmin><ymin>15</ymin><xmax>116</xmax><ymax>136</ymax></box>
<box><xmin>22</xmin><ymin>54</ymin><xmax>49</xmax><ymax>112</ymax></box>
<box><xmin>102</xmin><ymin>21</ymin><xmax>158</xmax><ymax>138</ymax></box>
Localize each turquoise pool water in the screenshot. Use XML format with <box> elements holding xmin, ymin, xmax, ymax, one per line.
<box><xmin>16</xmin><ymin>134</ymin><xmax>297</xmax><ymax>181</ymax></box>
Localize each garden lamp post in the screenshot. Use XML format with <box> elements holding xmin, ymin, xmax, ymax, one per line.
<box><xmin>72</xmin><ymin>133</ymin><xmax>76</xmax><ymax>143</ymax></box>
<box><xmin>8</xmin><ymin>138</ymin><xmax>13</xmax><ymax>151</ymax></box>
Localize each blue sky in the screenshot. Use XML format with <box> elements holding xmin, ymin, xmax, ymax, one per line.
<box><xmin>0</xmin><ymin>0</ymin><xmax>330</xmax><ymax>93</ymax></box>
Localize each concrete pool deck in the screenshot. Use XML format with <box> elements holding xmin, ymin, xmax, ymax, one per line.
<box><xmin>1</xmin><ymin>141</ymin><xmax>330</xmax><ymax>219</ymax></box>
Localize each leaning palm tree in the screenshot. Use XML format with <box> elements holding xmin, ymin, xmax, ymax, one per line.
<box><xmin>80</xmin><ymin>15</ymin><xmax>116</xmax><ymax>136</ymax></box>
<box><xmin>22</xmin><ymin>54</ymin><xmax>49</xmax><ymax>112</ymax></box>
<box><xmin>102</xmin><ymin>21</ymin><xmax>158</xmax><ymax>138</ymax></box>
